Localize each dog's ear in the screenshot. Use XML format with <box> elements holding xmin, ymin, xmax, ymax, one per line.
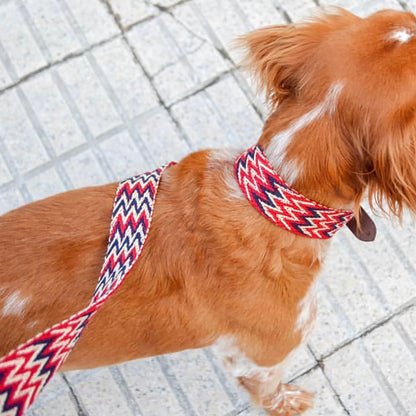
<box><xmin>237</xmin><ymin>24</ymin><xmax>314</xmax><ymax>108</ymax></box>
<box><xmin>367</xmin><ymin>107</ymin><xmax>416</xmax><ymax>218</ymax></box>
<box><xmin>237</xmin><ymin>8</ymin><xmax>358</xmax><ymax>108</ymax></box>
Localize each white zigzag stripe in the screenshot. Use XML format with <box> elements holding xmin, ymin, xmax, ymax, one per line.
<box><xmin>0</xmin><ymin>394</ymin><xmax>17</xmax><ymax>416</ymax></box>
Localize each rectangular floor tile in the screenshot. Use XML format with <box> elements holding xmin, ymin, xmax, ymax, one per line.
<box><xmin>64</xmin><ymin>0</ymin><xmax>120</xmax><ymax>45</ymax></box>
<box><xmin>24</xmin><ymin>0</ymin><xmax>82</xmax><ymax>62</ymax></box>
<box><xmin>165</xmin><ymin>349</ymin><xmax>235</xmax><ymax>415</ymax></box>
<box><xmin>0</xmin><ymin>89</ymin><xmax>49</xmax><ymax>173</ymax></box>
<box><xmin>362</xmin><ymin>322</ymin><xmax>416</xmax><ymax>415</ymax></box>
<box><xmin>324</xmin><ymin>339</ymin><xmax>401</xmax><ymax>416</ymax></box>
<box><xmin>92</xmin><ymin>38</ymin><xmax>159</xmax><ymax>120</ymax></box>
<box><xmin>0</xmin><ymin>1</ymin><xmax>47</xmax><ymax>78</ymax></box>
<box><xmin>134</xmin><ymin>108</ymin><xmax>190</xmax><ymax>166</ymax></box>
<box><xmin>57</xmin><ymin>55</ymin><xmax>122</xmax><ymax>137</ymax></box>
<box><xmin>119</xmin><ymin>357</ymin><xmax>185</xmax><ymax>416</ymax></box>
<box><xmin>100</xmin><ymin>130</ymin><xmax>152</xmax><ymax>178</ymax></box>
<box><xmin>71</xmin><ymin>368</ymin><xmax>135</xmax><ymax>416</ymax></box>
<box><xmin>21</xmin><ymin>71</ymin><xmax>86</xmax><ymax>155</ymax></box>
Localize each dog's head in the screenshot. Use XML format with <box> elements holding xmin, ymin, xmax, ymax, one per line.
<box><xmin>240</xmin><ymin>8</ymin><xmax>416</xmax><ymax>217</ymax></box>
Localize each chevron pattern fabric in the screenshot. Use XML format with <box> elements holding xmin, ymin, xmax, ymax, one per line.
<box><xmin>0</xmin><ymin>163</ymin><xmax>174</xmax><ymax>416</ymax></box>
<box><xmin>235</xmin><ymin>146</ymin><xmax>354</xmax><ymax>239</ymax></box>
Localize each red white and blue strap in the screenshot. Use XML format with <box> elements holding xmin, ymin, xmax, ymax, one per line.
<box><xmin>235</xmin><ymin>145</ymin><xmax>354</xmax><ymax>239</ymax></box>
<box><xmin>0</xmin><ymin>164</ymin><xmax>174</xmax><ymax>416</ymax></box>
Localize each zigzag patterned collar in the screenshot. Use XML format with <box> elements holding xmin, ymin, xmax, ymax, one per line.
<box><xmin>235</xmin><ymin>145</ymin><xmax>354</xmax><ymax>239</ymax></box>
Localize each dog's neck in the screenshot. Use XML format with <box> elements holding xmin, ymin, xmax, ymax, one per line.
<box><xmin>258</xmin><ymin>98</ymin><xmax>366</xmax><ymax>215</ymax></box>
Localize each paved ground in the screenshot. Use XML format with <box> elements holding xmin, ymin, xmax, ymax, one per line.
<box><xmin>0</xmin><ymin>0</ymin><xmax>416</xmax><ymax>415</ymax></box>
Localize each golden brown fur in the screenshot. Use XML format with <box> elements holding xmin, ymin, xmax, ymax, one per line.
<box><xmin>2</xmin><ymin>8</ymin><xmax>416</xmax><ymax>415</ymax></box>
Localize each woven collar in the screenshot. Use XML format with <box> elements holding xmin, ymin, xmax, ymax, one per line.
<box><xmin>234</xmin><ymin>145</ymin><xmax>354</xmax><ymax>239</ymax></box>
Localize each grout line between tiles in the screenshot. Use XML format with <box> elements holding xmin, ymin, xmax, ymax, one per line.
<box><xmin>62</xmin><ymin>374</ymin><xmax>90</xmax><ymax>416</ymax></box>
<box><xmin>156</xmin><ymin>356</ymin><xmax>198</xmax><ymax>416</ymax></box>
<box><xmin>110</xmin><ymin>367</ymin><xmax>144</xmax><ymax>416</ymax></box>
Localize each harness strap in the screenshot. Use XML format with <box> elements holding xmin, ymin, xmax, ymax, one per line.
<box><xmin>0</xmin><ymin>164</ymin><xmax>174</xmax><ymax>416</ymax></box>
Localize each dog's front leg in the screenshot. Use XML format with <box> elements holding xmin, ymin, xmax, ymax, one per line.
<box><xmin>215</xmin><ymin>338</ymin><xmax>313</xmax><ymax>416</ymax></box>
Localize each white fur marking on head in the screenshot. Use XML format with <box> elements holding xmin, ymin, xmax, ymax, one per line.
<box><xmin>266</xmin><ymin>82</ymin><xmax>344</xmax><ymax>185</ymax></box>
<box><xmin>390</xmin><ymin>28</ymin><xmax>414</xmax><ymax>43</ymax></box>
<box><xmin>2</xmin><ymin>291</ymin><xmax>28</xmax><ymax>318</ymax></box>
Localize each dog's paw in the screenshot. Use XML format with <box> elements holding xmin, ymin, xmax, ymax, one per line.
<box><xmin>265</xmin><ymin>384</ymin><xmax>314</xmax><ymax>416</ymax></box>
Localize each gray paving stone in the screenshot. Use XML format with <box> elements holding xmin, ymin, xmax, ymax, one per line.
<box><xmin>21</xmin><ymin>71</ymin><xmax>86</xmax><ymax>155</ymax></box>
<box><xmin>308</xmin><ymin>282</ymin><xmax>351</xmax><ymax>358</ymax></box>
<box><xmin>164</xmin><ymin>349</ymin><xmax>235</xmax><ymax>415</ymax></box>
<box><xmin>171</xmin><ymin>76</ymin><xmax>262</xmax><ymax>150</ymax></box>
<box><xmin>0</xmin><ymin>154</ymin><xmax>12</xmax><ymax>185</ymax></box>
<box><xmin>238</xmin><ymin>406</ymin><xmax>268</xmax><ymax>415</ymax></box>
<box><xmin>0</xmin><ymin>186</ymin><xmax>24</xmax><ymax>215</ymax></box>
<box><xmin>321</xmin><ymin>238</ymin><xmax>387</xmax><ymax>332</ymax></box>
<box><xmin>232</xmin><ymin>68</ymin><xmax>269</xmax><ymax>118</ymax></box>
<box><xmin>362</xmin><ymin>322</ymin><xmax>416</xmax><ymax>415</ymax></box>
<box><xmin>398</xmin><ymin>305</ymin><xmax>416</xmax><ymax>346</ymax></box>
<box><xmin>119</xmin><ymin>357</ymin><xmax>185</xmax><ymax>416</ymax></box>
<box><xmin>134</xmin><ymin>108</ymin><xmax>190</xmax><ymax>165</ymax></box>
<box><xmin>64</xmin><ymin>0</ymin><xmax>120</xmax><ymax>45</ymax></box>
<box><xmin>23</xmin><ymin>0</ymin><xmax>83</xmax><ymax>62</ymax></box>
<box><xmin>274</xmin><ymin>0</ymin><xmax>318</xmax><ymax>22</ymax></box>
<box><xmin>170</xmin><ymin>1</ymin><xmax>215</xmax><ymax>43</ymax></box>
<box><xmin>72</xmin><ymin>368</ymin><xmax>135</xmax><ymax>416</ymax></box>
<box><xmin>205</xmin><ymin>75</ymin><xmax>263</xmax><ymax>147</ymax></box>
<box><xmin>0</xmin><ymin>89</ymin><xmax>50</xmax><ymax>173</ymax></box>
<box><xmin>127</xmin><ymin>17</ymin><xmax>179</xmax><ymax>77</ymax></box>
<box><xmin>319</xmin><ymin>0</ymin><xmax>402</xmax><ymax>16</ymax></box>
<box><xmin>324</xmin><ymin>338</ymin><xmax>401</xmax><ymax>416</ymax></box>
<box><xmin>0</xmin><ymin>0</ymin><xmax>47</xmax><ymax>79</ymax></box>
<box><xmin>150</xmin><ymin>0</ymin><xmax>184</xmax><ymax>6</ymax></box>
<box><xmin>153</xmin><ymin>59</ymin><xmax>195</xmax><ymax>106</ymax></box>
<box><xmin>32</xmin><ymin>393</ymin><xmax>78</xmax><ymax>416</ymax></box>
<box><xmin>236</xmin><ymin>0</ymin><xmax>287</xmax><ymax>28</ymax></box>
<box><xmin>100</xmin><ymin>130</ymin><xmax>152</xmax><ymax>178</ymax></box>
<box><xmin>377</xmin><ymin>212</ymin><xmax>416</xmax><ymax>278</ymax></box>
<box><xmin>171</xmin><ymin>90</ymin><xmax>235</xmax><ymax>149</ymax></box>
<box><xmin>92</xmin><ymin>38</ymin><xmax>159</xmax><ymax>119</ymax></box>
<box><xmin>62</xmin><ymin>149</ymin><xmax>108</xmax><ymax>188</ymax></box>
<box><xmin>344</xmin><ymin>224</ymin><xmax>416</xmax><ymax>310</ymax></box>
<box><xmin>356</xmin><ymin>0</ymin><xmax>402</xmax><ymax>14</ymax></box>
<box><xmin>30</xmin><ymin>375</ymin><xmax>77</xmax><ymax>416</ymax></box>
<box><xmin>57</xmin><ymin>55</ymin><xmax>122</xmax><ymax>137</ymax></box>
<box><xmin>285</xmin><ymin>345</ymin><xmax>317</xmax><ymax>381</ymax></box>
<box><xmin>128</xmin><ymin>12</ymin><xmax>229</xmax><ymax>105</ymax></box>
<box><xmin>194</xmin><ymin>0</ymin><xmax>250</xmax><ymax>62</ymax></box>
<box><xmin>26</xmin><ymin>168</ymin><xmax>66</xmax><ymax>201</ymax></box>
<box><xmin>0</xmin><ymin>59</ymin><xmax>12</xmax><ymax>90</ymax></box>
<box><xmin>108</xmin><ymin>0</ymin><xmax>158</xmax><ymax>28</ymax></box>
<box><xmin>406</xmin><ymin>0</ymin><xmax>416</xmax><ymax>11</ymax></box>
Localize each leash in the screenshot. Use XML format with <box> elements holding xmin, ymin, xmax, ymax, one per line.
<box><xmin>0</xmin><ymin>164</ymin><xmax>174</xmax><ymax>416</ymax></box>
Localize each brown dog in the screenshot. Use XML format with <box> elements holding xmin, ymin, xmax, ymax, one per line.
<box><xmin>1</xmin><ymin>8</ymin><xmax>416</xmax><ymax>415</ymax></box>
